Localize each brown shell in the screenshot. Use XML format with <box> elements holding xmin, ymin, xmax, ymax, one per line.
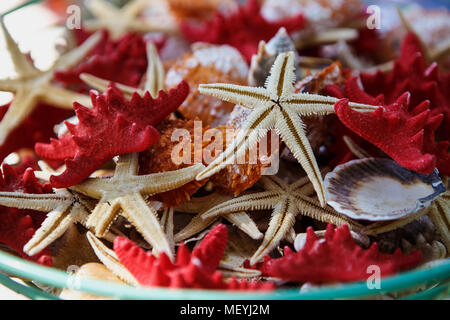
<box><xmin>207</xmin><ymin>125</ymin><xmax>277</xmax><ymax>196</ymax></box>
<box><xmin>165</xmin><ymin>45</ymin><xmax>248</xmax><ymax>127</ymax></box>
<box><xmin>293</xmin><ymin>62</ymin><xmax>347</xmax><ymax>153</ymax></box>
<box><xmin>167</xmin><ymin>0</ymin><xmax>227</xmax><ymax>20</ymax></box>
<box><xmin>139</xmin><ymin>118</ymin><xmax>208</xmax><ymax>206</ymax></box>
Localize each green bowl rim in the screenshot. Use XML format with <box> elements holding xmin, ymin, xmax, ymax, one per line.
<box><xmin>0</xmin><ymin>250</ymin><xmax>449</xmax><ymax>299</ymax></box>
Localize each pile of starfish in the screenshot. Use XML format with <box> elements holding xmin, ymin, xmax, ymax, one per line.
<box><xmin>0</xmin><ymin>0</ymin><xmax>448</xmax><ymax>293</ymax></box>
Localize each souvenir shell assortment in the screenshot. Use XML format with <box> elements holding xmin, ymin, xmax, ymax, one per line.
<box><xmin>0</xmin><ymin>0</ymin><xmax>448</xmax><ymax>299</ymax></box>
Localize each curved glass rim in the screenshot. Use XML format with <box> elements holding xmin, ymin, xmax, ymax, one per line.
<box><xmin>0</xmin><ymin>251</ymin><xmax>449</xmax><ymax>300</ymax></box>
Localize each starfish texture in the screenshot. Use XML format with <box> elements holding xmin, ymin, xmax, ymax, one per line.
<box><xmin>114</xmin><ymin>223</ymin><xmax>274</xmax><ymax>290</ymax></box>
<box><xmin>174</xmin><ymin>192</ymin><xmax>263</xmax><ymax>243</ymax></box>
<box><xmin>35</xmin><ymin>81</ymin><xmax>189</xmax><ymax>188</ymax></box>
<box><xmin>83</xmin><ymin>0</ymin><xmax>175</xmax><ymax>40</ymax></box>
<box><xmin>252</xmin><ymin>224</ymin><xmax>423</xmax><ymax>283</ymax></box>
<box><xmin>0</xmin><ymin>20</ymin><xmax>101</xmax><ymax>146</ymax></box>
<box><xmin>196</xmin><ymin>52</ymin><xmax>378</xmax><ymax>206</ymax></box>
<box><xmin>202</xmin><ymin>175</ymin><xmax>363</xmax><ymax>264</ymax></box>
<box><xmin>70</xmin><ymin>153</ymin><xmax>205</xmax><ymax>259</ymax></box>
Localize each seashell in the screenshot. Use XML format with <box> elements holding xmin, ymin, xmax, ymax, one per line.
<box><xmin>248</xmin><ymin>27</ymin><xmax>301</xmax><ymax>86</ymax></box>
<box><xmin>324</xmin><ymin>158</ymin><xmax>446</xmax><ymax>221</ymax></box>
<box><xmin>165</xmin><ymin>43</ymin><xmax>248</xmax><ymax>127</ymax></box>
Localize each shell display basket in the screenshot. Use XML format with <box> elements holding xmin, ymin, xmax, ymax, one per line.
<box><xmin>0</xmin><ymin>0</ymin><xmax>449</xmax><ymax>300</ymax></box>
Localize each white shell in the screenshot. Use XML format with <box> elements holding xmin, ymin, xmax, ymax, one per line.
<box><xmin>324</xmin><ymin>158</ymin><xmax>446</xmax><ymax>221</ymax></box>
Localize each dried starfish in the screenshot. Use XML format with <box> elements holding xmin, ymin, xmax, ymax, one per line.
<box><xmin>69</xmin><ymin>153</ymin><xmax>204</xmax><ymax>259</ymax></box>
<box><xmin>80</xmin><ymin>41</ymin><xmax>164</xmax><ymax>98</ymax></box>
<box><xmin>174</xmin><ymin>192</ymin><xmax>263</xmax><ymax>243</ymax></box>
<box><xmin>0</xmin><ymin>188</ymin><xmax>93</xmax><ymax>256</ymax></box>
<box><xmin>0</xmin><ymin>20</ymin><xmax>101</xmax><ymax>145</ymax></box>
<box><xmin>84</xmin><ymin>0</ymin><xmax>176</xmax><ymax>40</ymax></box>
<box><xmin>196</xmin><ymin>52</ymin><xmax>377</xmax><ymax>206</ymax></box>
<box><xmin>202</xmin><ymin>175</ymin><xmax>363</xmax><ymax>264</ymax></box>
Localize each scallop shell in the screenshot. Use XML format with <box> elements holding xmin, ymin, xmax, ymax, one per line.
<box><xmin>324</xmin><ymin>158</ymin><xmax>446</xmax><ymax>221</ymax></box>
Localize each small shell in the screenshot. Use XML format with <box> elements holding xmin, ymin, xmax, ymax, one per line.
<box><xmin>248</xmin><ymin>27</ymin><xmax>301</xmax><ymax>86</ymax></box>
<box><xmin>324</xmin><ymin>158</ymin><xmax>446</xmax><ymax>221</ymax></box>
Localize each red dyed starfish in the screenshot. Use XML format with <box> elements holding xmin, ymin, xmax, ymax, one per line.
<box><xmin>181</xmin><ymin>0</ymin><xmax>305</xmax><ymax>62</ymax></box>
<box><xmin>35</xmin><ymin>81</ymin><xmax>189</xmax><ymax>188</ymax></box>
<box><xmin>55</xmin><ymin>31</ymin><xmax>149</xmax><ymax>89</ymax></box>
<box><xmin>329</xmin><ymin>76</ymin><xmax>448</xmax><ymax>175</ymax></box>
<box><xmin>360</xmin><ymin>33</ymin><xmax>450</xmax><ymax>142</ymax></box>
<box><xmin>0</xmin><ymin>161</ymin><xmax>53</xmax><ymax>266</ymax></box>
<box><xmin>114</xmin><ymin>224</ymin><xmax>274</xmax><ymax>290</ymax></box>
<box><xmin>0</xmin><ymin>102</ymin><xmax>73</xmax><ymax>164</ymax></box>
<box><xmin>247</xmin><ymin>224</ymin><xmax>422</xmax><ymax>283</ymax></box>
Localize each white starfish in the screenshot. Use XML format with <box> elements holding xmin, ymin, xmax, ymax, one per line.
<box><xmin>201</xmin><ymin>175</ymin><xmax>363</xmax><ymax>264</ymax></box>
<box><xmin>69</xmin><ymin>153</ymin><xmax>204</xmax><ymax>260</ymax></box>
<box><xmin>0</xmin><ymin>19</ymin><xmax>101</xmax><ymax>145</ymax></box>
<box><xmin>80</xmin><ymin>41</ymin><xmax>164</xmax><ymax>98</ymax></box>
<box><xmin>196</xmin><ymin>51</ymin><xmax>378</xmax><ymax>206</ymax></box>
<box><xmin>84</xmin><ymin>0</ymin><xmax>176</xmax><ymax>40</ymax></box>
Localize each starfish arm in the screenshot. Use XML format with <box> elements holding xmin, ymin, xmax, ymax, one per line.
<box><xmin>128</xmin><ymin>20</ymin><xmax>178</xmax><ymax>35</ymax></box>
<box><xmin>275</xmin><ymin>106</ymin><xmax>327</xmax><ymax>206</ymax></box>
<box><xmin>173</xmin><ymin>213</ymin><xmax>217</xmax><ymax>243</ymax></box>
<box><xmin>218</xmin><ymin>262</ymin><xmax>262</xmax><ymax>278</ymax></box>
<box><xmin>123</xmin><ymin>0</ymin><xmax>148</xmax><ymax>17</ymax></box>
<box><xmin>52</xmin><ymin>32</ymin><xmax>102</xmax><ymax>71</ymax></box>
<box><xmin>343</xmin><ymin>135</ymin><xmax>370</xmax><ymax>159</ymax></box>
<box><xmin>0</xmin><ymin>18</ymin><xmax>37</xmax><ymax>77</ymax></box>
<box><xmin>293</xmin><ymin>192</ymin><xmax>363</xmax><ymax>230</ymax></box>
<box><xmin>41</xmin><ymin>85</ymin><xmax>91</xmax><ymax>110</ymax></box>
<box><xmin>85</xmin><ymin>0</ymin><xmax>119</xmax><ymax>19</ymax></box>
<box><xmin>196</xmin><ymin>106</ymin><xmax>275</xmax><ymax>180</ymax></box>
<box><xmin>138</xmin><ymin>163</ymin><xmax>205</xmax><ymax>196</ymax></box>
<box><xmin>119</xmin><ymin>193</ymin><xmax>173</xmax><ymax>259</ymax></box>
<box><xmin>202</xmin><ymin>191</ymin><xmax>281</xmax><ymax>219</ymax></box>
<box><xmin>250</xmin><ymin>198</ymin><xmax>297</xmax><ymax>265</ymax></box>
<box><xmin>86</xmin><ymin>231</ymin><xmax>139</xmax><ymax>285</ymax></box>
<box><xmin>85</xmin><ymin>199</ymin><xmax>122</xmax><ymax>238</ymax></box>
<box><xmin>80</xmin><ymin>73</ymin><xmax>139</xmax><ymax>97</ymax></box>
<box><xmin>143</xmin><ymin>42</ymin><xmax>165</xmax><ymax>98</ymax></box>
<box><xmin>285</xmin><ymin>93</ymin><xmax>378</xmax><ymax>115</ymax></box>
<box><xmin>115</xmin><ymin>153</ymin><xmax>139</xmax><ymax>177</ymax></box>
<box><xmin>225</xmin><ymin>211</ymin><xmax>263</xmax><ymax>240</ymax></box>
<box><xmin>0</xmin><ymin>78</ymin><xmax>22</xmax><ymax>92</ymax></box>
<box><xmin>160</xmin><ymin>207</ymin><xmax>175</xmax><ymax>256</ymax></box>
<box><xmin>0</xmin><ymin>192</ymin><xmax>71</xmax><ymax>211</ymax></box>
<box><xmin>265</xmin><ymin>52</ymin><xmax>296</xmax><ymax>100</ymax></box>
<box><xmin>83</xmin><ymin>19</ymin><xmax>105</xmax><ymax>32</ymax></box>
<box><xmin>70</xmin><ymin>178</ymin><xmax>109</xmax><ymax>199</ymax></box>
<box><xmin>198</xmin><ymin>83</ymin><xmax>269</xmax><ymax>109</ymax></box>
<box><xmin>0</xmin><ymin>89</ymin><xmax>39</xmax><ymax>145</ymax></box>
<box><xmin>24</xmin><ymin>203</ymin><xmax>87</xmax><ymax>256</ymax></box>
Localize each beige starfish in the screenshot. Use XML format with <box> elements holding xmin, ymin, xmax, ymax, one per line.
<box><xmin>69</xmin><ymin>153</ymin><xmax>204</xmax><ymax>259</ymax></box>
<box><xmin>196</xmin><ymin>51</ymin><xmax>377</xmax><ymax>206</ymax></box>
<box><xmin>0</xmin><ymin>188</ymin><xmax>95</xmax><ymax>256</ymax></box>
<box><xmin>86</xmin><ymin>231</ymin><xmax>138</xmax><ymax>285</ymax></box>
<box><xmin>80</xmin><ymin>41</ymin><xmax>164</xmax><ymax>98</ymax></box>
<box><xmin>0</xmin><ymin>19</ymin><xmax>101</xmax><ymax>145</ymax></box>
<box><xmin>174</xmin><ymin>192</ymin><xmax>263</xmax><ymax>243</ymax></box>
<box><xmin>294</xmin><ymin>28</ymin><xmax>359</xmax><ymax>50</ymax></box>
<box><xmin>201</xmin><ymin>175</ymin><xmax>363</xmax><ymax>264</ymax></box>
<box><xmin>84</xmin><ymin>0</ymin><xmax>176</xmax><ymax>40</ymax></box>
